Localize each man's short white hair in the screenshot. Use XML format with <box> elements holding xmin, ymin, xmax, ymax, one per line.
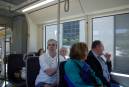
<box><xmin>47</xmin><ymin>39</ymin><xmax>57</xmax><ymax>45</ymax></box>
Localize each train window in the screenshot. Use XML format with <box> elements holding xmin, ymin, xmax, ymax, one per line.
<box><xmin>93</xmin><ymin>16</ymin><xmax>114</xmax><ymax>64</ymax></box>
<box><xmin>63</xmin><ymin>21</ymin><xmax>79</xmax><ymax>46</ymax></box>
<box><xmin>63</xmin><ymin>20</ymin><xmax>86</xmax><ymax>46</ymax></box>
<box><xmin>93</xmin><ymin>14</ymin><xmax>129</xmax><ymax>75</ymax></box>
<box><xmin>44</xmin><ymin>20</ymin><xmax>86</xmax><ymax>49</ymax></box>
<box><xmin>114</xmin><ymin>13</ymin><xmax>129</xmax><ymax>74</ymax></box>
<box><xmin>43</xmin><ymin>24</ymin><xmax>63</xmax><ymax>49</ymax></box>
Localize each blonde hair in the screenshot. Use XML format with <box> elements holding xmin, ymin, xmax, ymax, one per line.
<box><xmin>69</xmin><ymin>42</ymin><xmax>88</xmax><ymax>60</ymax></box>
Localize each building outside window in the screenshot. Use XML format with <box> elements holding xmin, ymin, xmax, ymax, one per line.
<box><xmin>63</xmin><ymin>21</ymin><xmax>79</xmax><ymax>46</ymax></box>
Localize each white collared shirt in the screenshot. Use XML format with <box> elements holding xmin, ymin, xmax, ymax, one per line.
<box><xmin>35</xmin><ymin>53</ymin><xmax>65</xmax><ymax>85</ymax></box>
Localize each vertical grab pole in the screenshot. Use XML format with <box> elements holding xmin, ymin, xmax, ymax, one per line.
<box><xmin>4</xmin><ymin>25</ymin><xmax>7</xmax><ymax>87</ymax></box>
<box><xmin>57</xmin><ymin>0</ymin><xmax>61</xmax><ymax>86</ymax></box>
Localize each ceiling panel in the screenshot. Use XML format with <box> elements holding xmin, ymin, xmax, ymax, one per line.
<box><xmin>28</xmin><ymin>0</ymin><xmax>129</xmax><ymax>24</ymax></box>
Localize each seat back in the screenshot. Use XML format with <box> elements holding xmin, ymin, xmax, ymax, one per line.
<box><xmin>26</xmin><ymin>56</ymin><xmax>40</xmax><ymax>87</ymax></box>
<box><xmin>7</xmin><ymin>54</ymin><xmax>25</xmax><ymax>83</ymax></box>
<box><xmin>23</xmin><ymin>52</ymin><xmax>37</xmax><ymax>61</ymax></box>
<box><xmin>59</xmin><ymin>61</ymin><xmax>68</xmax><ymax>87</ymax></box>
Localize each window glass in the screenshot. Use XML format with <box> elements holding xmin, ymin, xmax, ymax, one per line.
<box><xmin>114</xmin><ymin>14</ymin><xmax>129</xmax><ymax>74</ymax></box>
<box><xmin>93</xmin><ymin>16</ymin><xmax>114</xmax><ymax>64</ymax></box>
<box><xmin>63</xmin><ymin>21</ymin><xmax>79</xmax><ymax>46</ymax></box>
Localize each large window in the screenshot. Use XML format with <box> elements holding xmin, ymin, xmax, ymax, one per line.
<box><xmin>93</xmin><ymin>16</ymin><xmax>114</xmax><ymax>63</ymax></box>
<box><xmin>93</xmin><ymin>13</ymin><xmax>129</xmax><ymax>75</ymax></box>
<box><xmin>44</xmin><ymin>20</ymin><xmax>86</xmax><ymax>49</ymax></box>
<box><xmin>63</xmin><ymin>21</ymin><xmax>79</xmax><ymax>46</ymax></box>
<box><xmin>43</xmin><ymin>24</ymin><xmax>62</xmax><ymax>49</ymax></box>
<box><xmin>115</xmin><ymin>14</ymin><xmax>129</xmax><ymax>74</ymax></box>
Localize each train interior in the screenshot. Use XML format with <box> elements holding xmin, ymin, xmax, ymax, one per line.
<box><xmin>0</xmin><ymin>0</ymin><xmax>129</xmax><ymax>87</ymax></box>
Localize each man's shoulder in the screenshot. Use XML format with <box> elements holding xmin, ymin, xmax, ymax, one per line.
<box><xmin>87</xmin><ymin>51</ymin><xmax>98</xmax><ymax>63</ymax></box>
<box><xmin>87</xmin><ymin>51</ymin><xmax>94</xmax><ymax>59</ymax></box>
<box><xmin>88</xmin><ymin>50</ymin><xmax>93</xmax><ymax>56</ymax></box>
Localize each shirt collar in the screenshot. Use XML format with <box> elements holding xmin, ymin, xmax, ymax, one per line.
<box><xmin>91</xmin><ymin>50</ymin><xmax>99</xmax><ymax>58</ymax></box>
<box><xmin>46</xmin><ymin>52</ymin><xmax>57</xmax><ymax>59</ymax></box>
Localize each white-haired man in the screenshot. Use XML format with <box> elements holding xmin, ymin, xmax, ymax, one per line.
<box><xmin>35</xmin><ymin>39</ymin><xmax>65</xmax><ymax>87</ymax></box>
<box><xmin>60</xmin><ymin>47</ymin><xmax>68</xmax><ymax>59</ymax></box>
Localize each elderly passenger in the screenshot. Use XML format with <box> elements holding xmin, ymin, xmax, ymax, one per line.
<box><xmin>35</xmin><ymin>39</ymin><xmax>65</xmax><ymax>87</ymax></box>
<box><xmin>86</xmin><ymin>40</ymin><xmax>112</xmax><ymax>87</ymax></box>
<box><xmin>60</xmin><ymin>47</ymin><xmax>68</xmax><ymax>59</ymax></box>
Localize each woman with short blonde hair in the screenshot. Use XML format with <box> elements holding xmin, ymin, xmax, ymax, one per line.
<box><xmin>69</xmin><ymin>42</ymin><xmax>88</xmax><ymax>60</ymax></box>
<box><xmin>64</xmin><ymin>42</ymin><xmax>103</xmax><ymax>87</ymax></box>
